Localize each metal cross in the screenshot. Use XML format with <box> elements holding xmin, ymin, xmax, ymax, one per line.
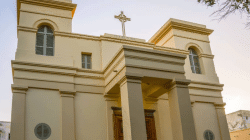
<box><xmin>114</xmin><ymin>11</ymin><xmax>131</xmax><ymax>36</ymax></box>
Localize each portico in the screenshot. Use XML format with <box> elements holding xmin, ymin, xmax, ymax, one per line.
<box><xmin>104</xmin><ymin>45</ymin><xmax>197</xmax><ymax>140</ymax></box>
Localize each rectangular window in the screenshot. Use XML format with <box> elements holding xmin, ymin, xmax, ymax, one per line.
<box><xmin>82</xmin><ymin>54</ymin><xmax>91</xmax><ymax>69</ymax></box>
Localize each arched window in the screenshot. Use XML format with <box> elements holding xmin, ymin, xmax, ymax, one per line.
<box><xmin>189</xmin><ymin>48</ymin><xmax>201</xmax><ymax>74</ymax></box>
<box><xmin>36</xmin><ymin>25</ymin><xmax>54</xmax><ymax>56</ymax></box>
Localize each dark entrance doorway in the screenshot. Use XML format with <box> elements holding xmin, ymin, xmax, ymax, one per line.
<box><xmin>112</xmin><ymin>107</ymin><xmax>157</xmax><ymax>140</ymax></box>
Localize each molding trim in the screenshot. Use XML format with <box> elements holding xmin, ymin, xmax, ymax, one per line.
<box><xmin>214</xmin><ymin>103</ymin><xmax>226</xmax><ymax>109</ymax></box>
<box><xmin>185</xmin><ymin>42</ymin><xmax>204</xmax><ymax>54</ymax></box>
<box><xmin>19</xmin><ymin>0</ymin><xmax>77</xmax><ymax>11</ymax></box>
<box><xmin>165</xmin><ymin>78</ymin><xmax>191</xmax><ymax>90</ymax></box>
<box><xmin>124</xmin><ymin>54</ymin><xmax>185</xmax><ymax>65</ymax></box>
<box><xmin>33</xmin><ymin>19</ymin><xmax>60</xmax><ymax>31</ymax></box>
<box><xmin>190</xmin><ymin>81</ymin><xmax>224</xmax><ymax>87</ymax></box>
<box><xmin>192</xmin><ymin>101</ymin><xmax>226</xmax><ymax>107</ymax></box>
<box><xmin>126</xmin><ymin>64</ymin><xmax>185</xmax><ymax>74</ymax></box>
<box><xmin>100</xmin><ymin>36</ymin><xmax>155</xmax><ymax>49</ymax></box>
<box><xmin>199</xmin><ymin>53</ymin><xmax>214</xmax><ymax>59</ymax></box>
<box><xmin>59</xmin><ymin>90</ymin><xmax>76</xmax><ymax>98</ymax></box>
<box><xmin>188</xmin><ymin>86</ymin><xmax>223</xmax><ymax>92</ymax></box>
<box><xmin>17</xmin><ymin>26</ymin><xmax>37</xmax><ymax>33</ymax></box>
<box><xmin>123</xmin><ymin>45</ymin><xmax>186</xmax><ymax>59</ymax></box>
<box><xmin>174</xmin><ymin>35</ymin><xmax>210</xmax><ymax>43</ymax></box>
<box><xmin>12</xmin><ymin>60</ymin><xmax>102</xmax><ymax>74</ymax></box>
<box><xmin>11</xmin><ymin>84</ymin><xmax>28</xmax><ymax>94</ymax></box>
<box><xmin>54</xmin><ymin>31</ymin><xmax>100</xmax><ymax>41</ymax></box>
<box><xmin>149</xmin><ymin>20</ymin><xmax>213</xmax><ymax>44</ymax></box>
<box><xmin>189</xmin><ymin>94</ymin><xmax>223</xmax><ymax>98</ymax></box>
<box><xmin>154</xmin><ymin>46</ymin><xmax>189</xmax><ymax>55</ymax></box>
<box><xmin>20</xmin><ymin>9</ymin><xmax>72</xmax><ymax>20</ymax></box>
<box><xmin>119</xmin><ymin>72</ymin><xmax>144</xmax><ymax>87</ymax></box>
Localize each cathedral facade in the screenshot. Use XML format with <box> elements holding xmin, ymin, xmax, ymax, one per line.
<box><xmin>11</xmin><ymin>0</ymin><xmax>230</xmax><ymax>140</ymax></box>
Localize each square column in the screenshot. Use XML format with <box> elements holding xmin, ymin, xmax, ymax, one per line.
<box><xmin>10</xmin><ymin>85</ymin><xmax>28</xmax><ymax>140</ymax></box>
<box><xmin>60</xmin><ymin>90</ymin><xmax>76</xmax><ymax>140</ymax></box>
<box><xmin>167</xmin><ymin>79</ymin><xmax>197</xmax><ymax>140</ymax></box>
<box><xmin>119</xmin><ymin>73</ymin><xmax>147</xmax><ymax>140</ymax></box>
<box><xmin>215</xmin><ymin>104</ymin><xmax>231</xmax><ymax>140</ymax></box>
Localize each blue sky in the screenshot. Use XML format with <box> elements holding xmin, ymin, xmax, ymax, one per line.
<box><xmin>0</xmin><ymin>0</ymin><xmax>249</xmax><ymax>121</ymax></box>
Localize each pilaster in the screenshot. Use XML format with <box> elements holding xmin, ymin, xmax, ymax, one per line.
<box><xmin>215</xmin><ymin>103</ymin><xmax>231</xmax><ymax>140</ymax></box>
<box><xmin>10</xmin><ymin>84</ymin><xmax>28</xmax><ymax>140</ymax></box>
<box><xmin>119</xmin><ymin>73</ymin><xmax>147</xmax><ymax>140</ymax></box>
<box><xmin>60</xmin><ymin>90</ymin><xmax>76</xmax><ymax>140</ymax></box>
<box><xmin>166</xmin><ymin>78</ymin><xmax>197</xmax><ymax>140</ymax></box>
<box><xmin>104</xmin><ymin>95</ymin><xmax>119</xmax><ymax>140</ymax></box>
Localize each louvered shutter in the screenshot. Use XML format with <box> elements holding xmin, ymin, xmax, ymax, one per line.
<box><xmin>36</xmin><ymin>33</ymin><xmax>44</xmax><ymax>55</ymax></box>
<box><xmin>87</xmin><ymin>55</ymin><xmax>91</xmax><ymax>69</ymax></box>
<box><xmin>46</xmin><ymin>34</ymin><xmax>54</xmax><ymax>56</ymax></box>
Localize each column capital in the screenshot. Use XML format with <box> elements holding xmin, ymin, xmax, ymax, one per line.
<box><xmin>11</xmin><ymin>84</ymin><xmax>28</xmax><ymax>94</ymax></box>
<box><xmin>119</xmin><ymin>72</ymin><xmax>144</xmax><ymax>87</ymax></box>
<box><xmin>165</xmin><ymin>78</ymin><xmax>191</xmax><ymax>90</ymax></box>
<box><xmin>214</xmin><ymin>103</ymin><xmax>226</xmax><ymax>109</ymax></box>
<box><xmin>59</xmin><ymin>90</ymin><xmax>76</xmax><ymax>98</ymax></box>
<box><xmin>104</xmin><ymin>94</ymin><xmax>119</xmax><ymax>101</ymax></box>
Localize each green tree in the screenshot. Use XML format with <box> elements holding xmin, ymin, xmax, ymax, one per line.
<box><xmin>198</xmin><ymin>0</ymin><xmax>250</xmax><ymax>26</ymax></box>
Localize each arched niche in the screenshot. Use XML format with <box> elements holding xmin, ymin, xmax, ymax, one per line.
<box><xmin>33</xmin><ymin>19</ymin><xmax>59</xmax><ymax>31</ymax></box>
<box><xmin>185</xmin><ymin>42</ymin><xmax>203</xmax><ymax>55</ymax></box>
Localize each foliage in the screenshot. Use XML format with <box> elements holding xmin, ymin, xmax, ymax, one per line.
<box><xmin>198</xmin><ymin>0</ymin><xmax>250</xmax><ymax>26</ymax></box>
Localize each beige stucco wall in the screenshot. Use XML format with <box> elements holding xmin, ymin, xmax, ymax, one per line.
<box><xmin>192</xmin><ymin>102</ymin><xmax>221</xmax><ymax>140</ymax></box>
<box><xmin>75</xmin><ymin>93</ymin><xmax>107</xmax><ymax>140</ymax></box>
<box><xmin>25</xmin><ymin>88</ymin><xmax>62</xmax><ymax>140</ymax></box>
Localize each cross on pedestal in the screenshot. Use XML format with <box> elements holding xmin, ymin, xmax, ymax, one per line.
<box><xmin>114</xmin><ymin>11</ymin><xmax>131</xmax><ymax>37</ymax></box>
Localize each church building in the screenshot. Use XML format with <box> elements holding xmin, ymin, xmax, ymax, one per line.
<box><xmin>11</xmin><ymin>0</ymin><xmax>231</xmax><ymax>140</ymax></box>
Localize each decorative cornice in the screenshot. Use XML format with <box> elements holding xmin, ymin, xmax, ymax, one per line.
<box><xmin>149</xmin><ymin>19</ymin><xmax>213</xmax><ymax>44</ymax></box>
<box><xmin>104</xmin><ymin>94</ymin><xmax>120</xmax><ymax>101</ymax></box>
<box><xmin>123</xmin><ymin>45</ymin><xmax>186</xmax><ymax>59</ymax></box>
<box><xmin>119</xmin><ymin>72</ymin><xmax>144</xmax><ymax>87</ymax></box>
<box><xmin>165</xmin><ymin>78</ymin><xmax>191</xmax><ymax>90</ymax></box>
<box><xmin>11</xmin><ymin>84</ymin><xmax>28</xmax><ymax>94</ymax></box>
<box><xmin>17</xmin><ymin>0</ymin><xmax>77</xmax><ymax>25</ymax></box>
<box><xmin>20</xmin><ymin>0</ymin><xmax>77</xmax><ymax>11</ymax></box>
<box><xmin>59</xmin><ymin>90</ymin><xmax>76</xmax><ymax>98</ymax></box>
<box><xmin>154</xmin><ymin>46</ymin><xmax>189</xmax><ymax>55</ymax></box>
<box><xmin>214</xmin><ymin>103</ymin><xmax>226</xmax><ymax>109</ymax></box>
